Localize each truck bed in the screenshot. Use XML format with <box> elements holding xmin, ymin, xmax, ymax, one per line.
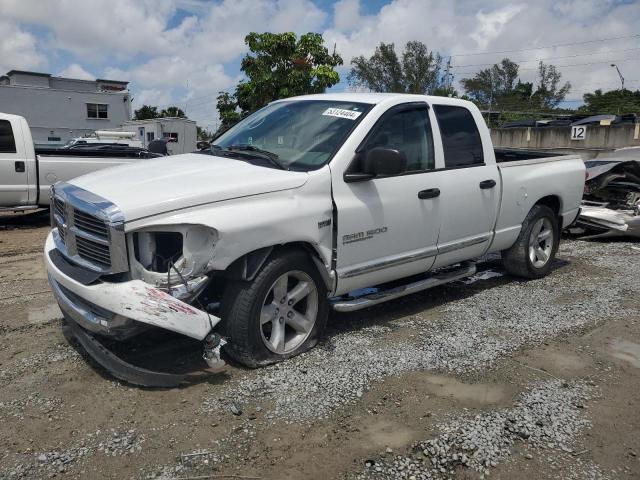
<box><xmin>490</xmin><ymin>152</ymin><xmax>585</xmax><ymax>253</ymax></box>
<box><xmin>494</xmin><ymin>147</ymin><xmax>563</xmax><ymax>163</ymax></box>
<box><xmin>36</xmin><ymin>146</ymin><xmax>160</xmax><ymax>159</ymax></box>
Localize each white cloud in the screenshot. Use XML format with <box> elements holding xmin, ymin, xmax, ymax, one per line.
<box><xmin>332</xmin><ymin>0</ymin><xmax>364</xmax><ymax>33</ymax></box>
<box><xmin>1</xmin><ymin>0</ymin><xmax>639</xmax><ymax>125</ymax></box>
<box><xmin>0</xmin><ymin>0</ymin><xmax>185</xmax><ymax>59</ymax></box>
<box><xmin>133</xmin><ymin>89</ymin><xmax>173</xmax><ymax>110</ymax></box>
<box><xmin>324</xmin><ymin>0</ymin><xmax>640</xmax><ymax>103</ymax></box>
<box><xmin>57</xmin><ymin>63</ymin><xmax>94</xmax><ymax>80</ymax></box>
<box><xmin>0</xmin><ymin>0</ymin><xmax>327</xmax><ymax>126</ymax></box>
<box><xmin>470</xmin><ymin>4</ymin><xmax>526</xmax><ymax>50</ymax></box>
<box><xmin>0</xmin><ymin>19</ymin><xmax>47</xmax><ymax>74</ymax></box>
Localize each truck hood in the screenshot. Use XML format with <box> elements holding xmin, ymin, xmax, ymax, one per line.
<box><xmin>69</xmin><ymin>153</ymin><xmax>308</xmax><ymax>221</ymax></box>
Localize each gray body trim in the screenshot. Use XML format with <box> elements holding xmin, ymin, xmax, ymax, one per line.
<box><xmin>337</xmin><ymin>234</ymin><xmax>490</xmax><ymax>280</ymax></box>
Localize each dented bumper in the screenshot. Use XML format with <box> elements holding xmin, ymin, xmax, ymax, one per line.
<box><xmin>44</xmin><ymin>231</ymin><xmax>219</xmax><ymax>341</ymax></box>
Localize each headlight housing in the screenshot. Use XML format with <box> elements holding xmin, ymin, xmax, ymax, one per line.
<box><xmin>127</xmin><ymin>224</ymin><xmax>218</xmax><ymax>290</ymax></box>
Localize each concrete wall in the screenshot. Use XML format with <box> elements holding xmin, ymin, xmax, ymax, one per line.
<box><xmin>491</xmin><ymin>124</ymin><xmax>640</xmax><ymax>158</ymax></box>
<box><xmin>0</xmin><ymin>74</ymin><xmax>131</xmax><ymax>147</ymax></box>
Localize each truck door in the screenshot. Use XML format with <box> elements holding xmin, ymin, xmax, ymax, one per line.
<box><xmin>0</xmin><ymin>118</ymin><xmax>30</xmax><ymax>208</ymax></box>
<box><xmin>431</xmin><ymin>104</ymin><xmax>500</xmax><ymax>267</ymax></box>
<box><xmin>332</xmin><ymin>104</ymin><xmax>444</xmax><ymax>295</ymax></box>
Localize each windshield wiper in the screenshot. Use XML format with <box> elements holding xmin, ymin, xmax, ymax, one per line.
<box><xmin>224</xmin><ymin>144</ymin><xmax>287</xmax><ymax>170</ymax></box>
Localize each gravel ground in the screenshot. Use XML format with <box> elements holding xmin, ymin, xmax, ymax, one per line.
<box><xmin>354</xmin><ymin>379</ymin><xmax>602</xmax><ymax>480</ymax></box>
<box><xmin>0</xmin><ymin>211</ymin><xmax>638</xmax><ymax>480</ymax></box>
<box><xmin>5</xmin><ymin>428</ymin><xmax>145</xmax><ymax>478</ymax></box>
<box><xmin>203</xmin><ymin>241</ymin><xmax>638</xmax><ymax>423</ymax></box>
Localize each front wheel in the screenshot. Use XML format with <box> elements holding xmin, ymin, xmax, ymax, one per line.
<box><xmin>219</xmin><ymin>250</ymin><xmax>328</xmax><ymax>368</ymax></box>
<box><xmin>502</xmin><ymin>205</ymin><xmax>559</xmax><ymax>279</ymax></box>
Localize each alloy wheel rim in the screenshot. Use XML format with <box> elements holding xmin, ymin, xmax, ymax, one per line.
<box><xmin>528</xmin><ymin>217</ymin><xmax>554</xmax><ymax>268</ymax></box>
<box><xmin>260</xmin><ymin>270</ymin><xmax>318</xmax><ymax>354</ymax></box>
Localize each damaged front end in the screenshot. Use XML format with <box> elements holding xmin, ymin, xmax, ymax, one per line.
<box><xmin>46</xmin><ymin>183</ymin><xmax>227</xmax><ymax>387</ymax></box>
<box><xmin>570</xmin><ymin>159</ymin><xmax>640</xmax><ymax>239</ymax></box>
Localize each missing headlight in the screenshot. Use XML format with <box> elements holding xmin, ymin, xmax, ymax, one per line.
<box><xmin>128</xmin><ymin>225</ymin><xmax>218</xmax><ymax>293</ymax></box>
<box><xmin>133</xmin><ymin>231</ymin><xmax>183</xmax><ymax>273</ymax></box>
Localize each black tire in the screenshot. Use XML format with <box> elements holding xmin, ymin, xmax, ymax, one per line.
<box><xmin>219</xmin><ymin>250</ymin><xmax>329</xmax><ymax>368</ymax></box>
<box><xmin>501</xmin><ymin>205</ymin><xmax>559</xmax><ymax>279</ymax></box>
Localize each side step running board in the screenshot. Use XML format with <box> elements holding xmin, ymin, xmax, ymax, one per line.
<box><xmin>330</xmin><ymin>262</ymin><xmax>476</xmax><ymax>312</ymax></box>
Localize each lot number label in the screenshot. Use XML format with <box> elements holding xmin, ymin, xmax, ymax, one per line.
<box><xmin>571</xmin><ymin>125</ymin><xmax>587</xmax><ymax>140</ymax></box>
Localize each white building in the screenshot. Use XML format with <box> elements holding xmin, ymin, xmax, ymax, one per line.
<box><xmin>120</xmin><ymin>117</ymin><xmax>197</xmax><ymax>155</ymax></box>
<box><xmin>0</xmin><ymin>70</ymin><xmax>131</xmax><ymax>147</ymax></box>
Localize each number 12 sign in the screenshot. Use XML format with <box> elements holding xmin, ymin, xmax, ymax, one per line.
<box><xmin>571</xmin><ymin>125</ymin><xmax>587</xmax><ymax>140</ymax></box>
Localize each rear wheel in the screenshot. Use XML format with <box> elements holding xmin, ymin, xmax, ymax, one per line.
<box><xmin>502</xmin><ymin>205</ymin><xmax>559</xmax><ymax>279</ymax></box>
<box><xmin>220</xmin><ymin>250</ymin><xmax>328</xmax><ymax>367</ymax></box>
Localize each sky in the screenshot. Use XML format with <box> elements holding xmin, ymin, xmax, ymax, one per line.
<box><xmin>1</xmin><ymin>0</ymin><xmax>639</xmax><ymax>130</ymax></box>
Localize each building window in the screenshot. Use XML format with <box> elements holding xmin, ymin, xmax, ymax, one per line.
<box><xmin>147</xmin><ymin>132</ymin><xmax>155</xmax><ymax>142</ymax></box>
<box><xmin>87</xmin><ymin>103</ymin><xmax>108</xmax><ymax>119</ymax></box>
<box><xmin>47</xmin><ymin>136</ymin><xmax>62</xmax><ymax>142</ymax></box>
<box><xmin>0</xmin><ymin>119</ymin><xmax>17</xmax><ymax>153</ymax></box>
<box><xmin>163</xmin><ymin>132</ymin><xmax>179</xmax><ymax>142</ymax></box>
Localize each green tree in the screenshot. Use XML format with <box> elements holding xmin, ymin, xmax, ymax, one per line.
<box><xmin>196</xmin><ymin>126</ymin><xmax>213</xmax><ymax>141</ymax></box>
<box><xmin>215</xmin><ymin>92</ymin><xmax>242</xmax><ymax>136</ymax></box>
<box><xmin>234</xmin><ymin>32</ymin><xmax>343</xmax><ymax>114</ymax></box>
<box><xmin>579</xmin><ymin>88</ymin><xmax>640</xmax><ymax>115</ymax></box>
<box><xmin>160</xmin><ymin>106</ymin><xmax>186</xmax><ymax>118</ymax></box>
<box><xmin>215</xmin><ymin>32</ymin><xmax>342</xmax><ymax>132</ymax></box>
<box><xmin>461</xmin><ymin>59</ymin><xmax>570</xmax><ymax>115</ymax></box>
<box><xmin>348</xmin><ymin>41</ymin><xmax>442</xmax><ymax>94</ymax></box>
<box><xmin>133</xmin><ymin>105</ymin><xmax>159</xmax><ymax>120</ymax></box>
<box><xmin>460</xmin><ymin>58</ymin><xmax>520</xmax><ymax>108</ymax></box>
<box><xmin>530</xmin><ymin>62</ymin><xmax>571</xmax><ymax>109</ymax></box>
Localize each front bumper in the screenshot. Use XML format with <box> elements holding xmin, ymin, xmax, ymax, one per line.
<box><xmin>45</xmin><ymin>231</ymin><xmax>219</xmax><ymax>341</ymax></box>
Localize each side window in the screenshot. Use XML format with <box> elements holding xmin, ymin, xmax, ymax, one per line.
<box><xmin>433</xmin><ymin>105</ymin><xmax>484</xmax><ymax>168</ymax></box>
<box><xmin>87</xmin><ymin>103</ymin><xmax>108</xmax><ymax>119</ymax></box>
<box><xmin>364</xmin><ymin>108</ymin><xmax>435</xmax><ymax>172</ymax></box>
<box><xmin>0</xmin><ymin>120</ymin><xmax>17</xmax><ymax>153</ymax></box>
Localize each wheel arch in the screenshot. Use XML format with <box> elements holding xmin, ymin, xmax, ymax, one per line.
<box><xmin>533</xmin><ymin>194</ymin><xmax>563</xmax><ymax>231</ymax></box>
<box><xmin>534</xmin><ymin>194</ymin><xmax>561</xmax><ymax>216</ymax></box>
<box><xmin>223</xmin><ymin>242</ymin><xmax>334</xmax><ymax>292</ymax></box>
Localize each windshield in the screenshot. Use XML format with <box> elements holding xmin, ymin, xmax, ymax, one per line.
<box><xmin>213</xmin><ymin>100</ymin><xmax>372</xmax><ymax>171</ymax></box>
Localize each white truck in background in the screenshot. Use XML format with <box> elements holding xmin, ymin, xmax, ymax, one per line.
<box><xmin>44</xmin><ymin>93</ymin><xmax>586</xmax><ymax>386</ymax></box>
<box><xmin>0</xmin><ymin>113</ymin><xmax>158</xmax><ymax>211</ymax></box>
<box><xmin>64</xmin><ymin>130</ymin><xmax>143</xmax><ymax>149</ymax></box>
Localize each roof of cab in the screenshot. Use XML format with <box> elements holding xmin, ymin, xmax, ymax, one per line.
<box><xmin>274</xmin><ymin>92</ymin><xmax>474</xmax><ymax>108</ymax></box>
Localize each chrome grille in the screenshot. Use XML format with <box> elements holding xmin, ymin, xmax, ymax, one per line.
<box><xmin>76</xmin><ymin>236</ymin><xmax>111</xmax><ymax>266</ymax></box>
<box><xmin>50</xmin><ymin>183</ymin><xmax>128</xmax><ymax>274</ymax></box>
<box><xmin>58</xmin><ymin>223</ymin><xmax>66</xmax><ymax>243</ymax></box>
<box><xmin>53</xmin><ymin>197</ymin><xmax>65</xmax><ymax>221</ymax></box>
<box><xmin>73</xmin><ymin>210</ymin><xmax>109</xmax><ymax>238</ymax></box>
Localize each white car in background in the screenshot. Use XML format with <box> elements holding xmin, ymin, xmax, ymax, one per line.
<box><xmin>0</xmin><ymin>113</ymin><xmax>158</xmax><ymax>211</ymax></box>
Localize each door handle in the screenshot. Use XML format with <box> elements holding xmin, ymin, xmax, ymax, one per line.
<box><xmin>14</xmin><ymin>161</ymin><xmax>25</xmax><ymax>173</ymax></box>
<box><xmin>479</xmin><ymin>179</ymin><xmax>496</xmax><ymax>189</ymax></box>
<box><xmin>418</xmin><ymin>188</ymin><xmax>440</xmax><ymax>199</ymax></box>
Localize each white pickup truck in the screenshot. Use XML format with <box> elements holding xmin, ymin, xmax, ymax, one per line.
<box><xmin>0</xmin><ymin>113</ymin><xmax>158</xmax><ymax>211</ymax></box>
<box><xmin>44</xmin><ymin>93</ymin><xmax>585</xmax><ymax>386</ymax></box>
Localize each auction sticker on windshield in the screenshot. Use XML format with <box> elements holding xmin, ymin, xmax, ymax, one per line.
<box><xmin>322</xmin><ymin>108</ymin><xmax>362</xmax><ymax>120</ymax></box>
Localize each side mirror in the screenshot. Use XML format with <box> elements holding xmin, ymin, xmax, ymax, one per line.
<box><xmin>344</xmin><ymin>147</ymin><xmax>407</xmax><ymax>183</ymax></box>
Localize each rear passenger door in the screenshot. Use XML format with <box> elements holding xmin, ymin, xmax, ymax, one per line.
<box><xmin>431</xmin><ymin>105</ymin><xmax>500</xmax><ymax>267</ymax></box>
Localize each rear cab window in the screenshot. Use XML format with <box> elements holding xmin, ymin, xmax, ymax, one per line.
<box><xmin>433</xmin><ymin>105</ymin><xmax>483</xmax><ymax>168</ymax></box>
<box><xmin>0</xmin><ymin>119</ymin><xmax>17</xmax><ymax>153</ymax></box>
